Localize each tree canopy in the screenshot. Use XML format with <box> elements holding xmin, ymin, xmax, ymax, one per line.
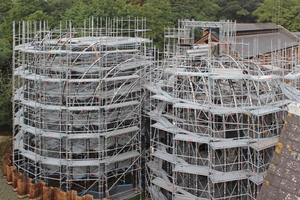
<box><xmin>215</xmin><ymin>0</ymin><xmax>263</xmax><ymax>23</ymax></box>
<box><xmin>0</xmin><ymin>0</ymin><xmax>299</xmax><ymax>133</ymax></box>
<box><xmin>253</xmin><ymin>0</ymin><xmax>300</xmax><ymax>31</ymax></box>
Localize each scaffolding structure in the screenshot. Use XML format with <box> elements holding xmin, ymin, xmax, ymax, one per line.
<box><xmin>12</xmin><ymin>18</ymin><xmax>300</xmax><ymax>200</ymax></box>
<box><xmin>12</xmin><ymin>18</ymin><xmax>154</xmax><ymax>200</ymax></box>
<box><xmin>145</xmin><ymin>20</ymin><xmax>300</xmax><ymax>199</ymax></box>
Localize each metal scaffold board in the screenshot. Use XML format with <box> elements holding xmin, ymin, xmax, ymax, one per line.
<box><xmin>210</xmin><ymin>139</ymin><xmax>249</xmax><ymax>149</ymax></box>
<box><xmin>104</xmin><ymin>126</ymin><xmax>139</xmax><ymax>138</ymax></box>
<box><xmin>210</xmin><ymin>170</ymin><xmax>248</xmax><ymax>183</ymax></box>
<box><xmin>104</xmin><ymin>100</ymin><xmax>140</xmax><ymax>110</ymax></box>
<box><xmin>249</xmin><ymin>106</ymin><xmax>282</xmax><ymax>116</ymax></box>
<box><xmin>249</xmin><ymin>172</ymin><xmax>266</xmax><ymax>185</ymax></box>
<box><xmin>173</xmin><ymin>164</ymin><xmax>213</xmax><ymax>176</ymax></box>
<box><xmin>174</xmin><ymin>134</ymin><xmax>210</xmax><ymax>144</ymax></box>
<box><xmin>250</xmin><ymin>137</ymin><xmax>278</xmax><ymax>151</ymax></box>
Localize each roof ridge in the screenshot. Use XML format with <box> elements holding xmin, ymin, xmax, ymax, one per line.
<box><xmin>278</xmin><ymin>25</ymin><xmax>300</xmax><ymax>42</ymax></box>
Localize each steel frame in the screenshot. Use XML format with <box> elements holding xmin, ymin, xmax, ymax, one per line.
<box><xmin>12</xmin><ymin>18</ymin><xmax>153</xmax><ymax>200</ymax></box>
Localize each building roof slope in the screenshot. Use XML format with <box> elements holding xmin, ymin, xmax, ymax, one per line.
<box><xmin>196</xmin><ymin>23</ymin><xmax>299</xmax><ymax>58</ymax></box>
<box><xmin>257</xmin><ymin>103</ymin><xmax>300</xmax><ymax>200</ymax></box>
<box><xmin>235</xmin><ymin>30</ymin><xmax>299</xmax><ymax>57</ymax></box>
<box><xmin>236</xmin><ymin>23</ymin><xmax>279</xmax><ymax>32</ymax></box>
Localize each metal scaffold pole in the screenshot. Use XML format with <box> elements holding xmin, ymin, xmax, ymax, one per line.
<box><xmin>12</xmin><ymin>18</ymin><xmax>154</xmax><ymax>200</ymax></box>
<box><xmin>145</xmin><ymin>20</ymin><xmax>299</xmax><ymax>200</ymax></box>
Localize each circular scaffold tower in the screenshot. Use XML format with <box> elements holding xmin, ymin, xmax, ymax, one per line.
<box><xmin>12</xmin><ymin>18</ymin><xmax>154</xmax><ymax>199</ymax></box>
<box><xmin>145</xmin><ymin>20</ymin><xmax>299</xmax><ymax>200</ymax></box>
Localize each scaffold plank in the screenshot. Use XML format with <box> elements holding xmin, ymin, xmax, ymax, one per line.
<box><xmin>13</xmin><ymin>87</ymin><xmax>23</xmax><ymax>101</ymax></box>
<box><xmin>210</xmin><ymin>139</ymin><xmax>249</xmax><ymax>149</ymax></box>
<box><xmin>103</xmin><ymin>75</ymin><xmax>139</xmax><ymax>82</ymax></box>
<box><xmin>151</xmin><ymin>177</ymin><xmax>173</xmax><ymax>192</ymax></box>
<box><xmin>97</xmin><ymin>84</ymin><xmax>140</xmax><ymax>98</ymax></box>
<box><xmin>250</xmin><ymin>75</ymin><xmax>281</xmax><ymax>81</ymax></box>
<box><xmin>13</xmin><ymin>65</ymin><xmax>25</xmax><ymax>75</ymax></box>
<box><xmin>250</xmin><ymin>137</ymin><xmax>278</xmax><ymax>151</ymax></box>
<box><xmin>20</xmin><ymin>98</ymin><xmax>104</xmax><ymax>111</ymax></box>
<box><xmin>146</xmin><ymin>161</ymin><xmax>159</xmax><ymax>172</ymax></box>
<box><xmin>173</xmin><ymin>103</ymin><xmax>208</xmax><ymax>111</ymax></box>
<box><xmin>170</xmin><ymin>71</ymin><xmax>207</xmax><ymax>77</ymax></box>
<box><xmin>104</xmin><ymin>100</ymin><xmax>139</xmax><ymax>110</ymax></box>
<box><xmin>163</xmin><ymin>113</ymin><xmax>186</xmax><ymax>122</ymax></box>
<box><xmin>210</xmin><ymin>107</ymin><xmax>245</xmax><ymax>115</ymax></box>
<box><xmin>174</xmin><ymin>194</ymin><xmax>206</xmax><ymax>200</ymax></box>
<box><xmin>174</xmin><ymin>134</ymin><xmax>210</xmax><ymax>143</ymax></box>
<box><xmin>151</xmin><ymin>94</ymin><xmax>173</xmax><ymax>102</ymax></box>
<box><xmin>151</xmin><ymin>122</ymin><xmax>178</xmax><ymax>134</ymax></box>
<box><xmin>151</xmin><ymin>177</ymin><xmax>198</xmax><ymax>198</ymax></box>
<box><xmin>210</xmin><ymin>74</ymin><xmax>246</xmax><ymax>80</ymax></box>
<box><xmin>20</xmin><ymin>149</ymin><xmax>140</xmax><ymax>167</ymax></box>
<box><xmin>271</xmin><ymin>99</ymin><xmax>292</xmax><ymax>107</ymax></box>
<box><xmin>66</xmin><ymin>133</ymin><xmax>101</xmax><ymax>139</ymax></box>
<box><xmin>104</xmin><ymin>126</ymin><xmax>139</xmax><ymax>138</ymax></box>
<box><xmin>249</xmin><ymin>172</ymin><xmax>266</xmax><ymax>185</ymax></box>
<box><xmin>151</xmin><ymin>150</ymin><xmax>175</xmax><ymax>164</ymax></box>
<box><xmin>261</xmin><ymin>65</ymin><xmax>282</xmax><ymax>71</ymax></box>
<box><xmin>20</xmin><ymin>148</ymin><xmax>102</xmax><ymax>166</ymax></box>
<box><xmin>19</xmin><ymin>72</ymin><xmax>105</xmax><ymax>83</ymax></box>
<box><xmin>174</xmin><ymin>164</ymin><xmax>212</xmax><ymax>176</ymax></box>
<box><xmin>118</xmin><ymin>60</ymin><xmax>154</xmax><ymax>71</ymax></box>
<box><xmin>285</xmin><ymin>71</ymin><xmax>300</xmax><ymax>79</ymax></box>
<box><xmin>14</xmin><ymin>116</ymin><xmax>23</xmax><ymax>126</ymax></box>
<box><xmin>105</xmin><ymin>151</ymin><xmax>140</xmax><ymax>164</ymax></box>
<box><xmin>249</xmin><ymin>106</ymin><xmax>282</xmax><ymax>116</ymax></box>
<box><xmin>210</xmin><ymin>170</ymin><xmax>248</xmax><ymax>183</ymax></box>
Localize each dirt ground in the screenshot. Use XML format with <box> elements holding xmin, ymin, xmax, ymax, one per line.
<box><xmin>0</xmin><ymin>135</ymin><xmax>28</xmax><ymax>200</ymax></box>
<box><xmin>0</xmin><ymin>168</ymin><xmax>29</xmax><ymax>200</ymax></box>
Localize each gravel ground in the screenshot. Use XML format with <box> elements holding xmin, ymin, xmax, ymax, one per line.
<box><xmin>0</xmin><ymin>167</ymin><xmax>29</xmax><ymax>200</ymax></box>
<box><xmin>0</xmin><ymin>135</ymin><xmax>29</xmax><ymax>200</ymax></box>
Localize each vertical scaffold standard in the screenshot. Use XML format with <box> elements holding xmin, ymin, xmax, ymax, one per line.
<box><xmin>145</xmin><ymin>20</ymin><xmax>299</xmax><ymax>200</ymax></box>
<box><xmin>12</xmin><ymin>18</ymin><xmax>154</xmax><ymax>200</ymax></box>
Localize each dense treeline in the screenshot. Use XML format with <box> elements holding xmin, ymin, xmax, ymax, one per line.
<box><xmin>0</xmin><ymin>0</ymin><xmax>299</xmax><ymax>132</ymax></box>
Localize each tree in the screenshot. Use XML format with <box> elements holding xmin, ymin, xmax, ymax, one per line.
<box><xmin>215</xmin><ymin>0</ymin><xmax>263</xmax><ymax>22</ymax></box>
<box><xmin>0</xmin><ymin>71</ymin><xmax>12</xmax><ymax>132</ymax></box>
<box><xmin>0</xmin><ymin>0</ymin><xmax>13</xmax><ymax>24</ymax></box>
<box><xmin>140</xmin><ymin>0</ymin><xmax>174</xmax><ymax>50</ymax></box>
<box><xmin>47</xmin><ymin>0</ymin><xmax>77</xmax><ymax>26</ymax></box>
<box><xmin>8</xmin><ymin>0</ymin><xmax>45</xmax><ymax>22</ymax></box>
<box><xmin>253</xmin><ymin>0</ymin><xmax>300</xmax><ymax>31</ymax></box>
<box><xmin>0</xmin><ymin>39</ymin><xmax>11</xmax><ymax>72</ymax></box>
<box><xmin>128</xmin><ymin>0</ymin><xmax>144</xmax><ymax>5</ymax></box>
<box><xmin>91</xmin><ymin>0</ymin><xmax>140</xmax><ymax>18</ymax></box>
<box><xmin>62</xmin><ymin>1</ymin><xmax>92</xmax><ymax>27</ymax></box>
<box><xmin>170</xmin><ymin>0</ymin><xmax>220</xmax><ymax>22</ymax></box>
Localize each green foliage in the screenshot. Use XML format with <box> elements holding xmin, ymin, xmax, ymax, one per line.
<box><xmin>46</xmin><ymin>0</ymin><xmax>77</xmax><ymax>27</ymax></box>
<box><xmin>253</xmin><ymin>0</ymin><xmax>300</xmax><ymax>31</ymax></box>
<box><xmin>90</xmin><ymin>0</ymin><xmax>140</xmax><ymax>18</ymax></box>
<box><xmin>8</xmin><ymin>0</ymin><xmax>43</xmax><ymax>22</ymax></box>
<box><xmin>0</xmin><ymin>0</ymin><xmax>299</xmax><ymax>133</ymax></box>
<box><xmin>0</xmin><ymin>72</ymin><xmax>12</xmax><ymax>132</ymax></box>
<box><xmin>170</xmin><ymin>0</ymin><xmax>220</xmax><ymax>22</ymax></box>
<box><xmin>0</xmin><ymin>0</ymin><xmax>13</xmax><ymax>24</ymax></box>
<box><xmin>140</xmin><ymin>0</ymin><xmax>174</xmax><ymax>49</ymax></box>
<box><xmin>0</xmin><ymin>38</ymin><xmax>11</xmax><ymax>70</ymax></box>
<box><xmin>215</xmin><ymin>0</ymin><xmax>263</xmax><ymax>22</ymax></box>
<box><xmin>62</xmin><ymin>1</ymin><xmax>92</xmax><ymax>27</ymax></box>
<box><xmin>63</xmin><ymin>0</ymin><xmax>141</xmax><ymax>28</ymax></box>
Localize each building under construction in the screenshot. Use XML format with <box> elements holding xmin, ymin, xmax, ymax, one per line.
<box><xmin>145</xmin><ymin>20</ymin><xmax>300</xmax><ymax>200</ymax></box>
<box><xmin>12</xmin><ymin>19</ymin><xmax>300</xmax><ymax>200</ymax></box>
<box><xmin>12</xmin><ymin>18</ymin><xmax>154</xmax><ymax>200</ymax></box>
